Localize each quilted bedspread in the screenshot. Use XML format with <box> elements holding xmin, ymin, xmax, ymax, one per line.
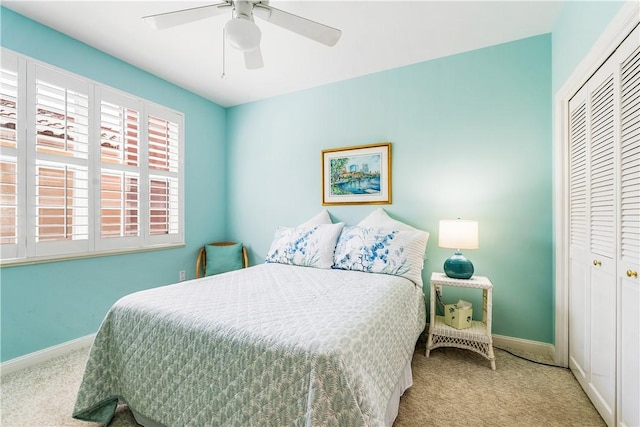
<box><xmin>73</xmin><ymin>263</ymin><xmax>426</xmax><ymax>426</ymax></box>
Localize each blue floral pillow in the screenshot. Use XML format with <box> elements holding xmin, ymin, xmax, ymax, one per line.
<box><xmin>332</xmin><ymin>226</ymin><xmax>430</xmax><ymax>286</ymax></box>
<box><xmin>265</xmin><ymin>223</ymin><xmax>344</xmax><ymax>269</ymax></box>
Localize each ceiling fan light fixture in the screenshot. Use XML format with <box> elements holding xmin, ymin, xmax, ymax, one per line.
<box><xmin>224</xmin><ymin>18</ymin><xmax>261</xmax><ymax>52</ymax></box>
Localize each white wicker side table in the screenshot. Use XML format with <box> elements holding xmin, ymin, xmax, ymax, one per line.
<box><xmin>426</xmin><ymin>272</ymin><xmax>496</xmax><ymax>370</ymax></box>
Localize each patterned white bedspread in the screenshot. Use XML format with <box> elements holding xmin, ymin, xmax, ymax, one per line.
<box><xmin>73</xmin><ymin>263</ymin><xmax>426</xmax><ymax>426</ymax></box>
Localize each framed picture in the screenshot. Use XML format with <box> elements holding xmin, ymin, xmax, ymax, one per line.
<box><xmin>322</xmin><ymin>142</ymin><xmax>391</xmax><ymax>205</ymax></box>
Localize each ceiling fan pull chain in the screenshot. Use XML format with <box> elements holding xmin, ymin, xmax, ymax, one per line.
<box><xmin>220</xmin><ymin>27</ymin><xmax>227</xmax><ymax>79</ymax></box>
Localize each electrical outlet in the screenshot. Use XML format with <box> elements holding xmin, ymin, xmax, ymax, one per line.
<box><xmin>179</xmin><ymin>270</ymin><xmax>186</xmax><ymax>281</ymax></box>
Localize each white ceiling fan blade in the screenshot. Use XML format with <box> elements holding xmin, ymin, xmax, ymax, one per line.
<box><xmin>244</xmin><ymin>48</ymin><xmax>264</xmax><ymax>69</ymax></box>
<box><xmin>253</xmin><ymin>4</ymin><xmax>341</xmax><ymax>47</ymax></box>
<box><xmin>143</xmin><ymin>2</ymin><xmax>231</xmax><ymax>30</ymax></box>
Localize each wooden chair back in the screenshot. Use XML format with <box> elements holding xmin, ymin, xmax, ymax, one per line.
<box><xmin>195</xmin><ymin>241</ymin><xmax>249</xmax><ymax>278</ymax></box>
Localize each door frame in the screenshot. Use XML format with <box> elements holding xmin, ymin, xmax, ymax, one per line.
<box><xmin>553</xmin><ymin>1</ymin><xmax>639</xmax><ymax>367</ymax></box>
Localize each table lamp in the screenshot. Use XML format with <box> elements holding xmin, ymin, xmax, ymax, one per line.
<box><xmin>438</xmin><ymin>219</ymin><xmax>479</xmax><ymax>279</ymax></box>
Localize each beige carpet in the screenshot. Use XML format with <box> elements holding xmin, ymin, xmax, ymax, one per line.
<box><xmin>1</xmin><ymin>340</ymin><xmax>604</xmax><ymax>427</ymax></box>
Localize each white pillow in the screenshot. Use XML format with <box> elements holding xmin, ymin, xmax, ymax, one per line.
<box><xmin>333</xmin><ymin>226</ymin><xmax>430</xmax><ymax>286</ymax></box>
<box><xmin>298</xmin><ymin>210</ymin><xmax>332</xmax><ymax>228</ymax></box>
<box><xmin>357</xmin><ymin>208</ymin><xmax>416</xmax><ymax>231</ymax></box>
<box><xmin>265</xmin><ymin>223</ymin><xmax>344</xmax><ymax>269</ymax></box>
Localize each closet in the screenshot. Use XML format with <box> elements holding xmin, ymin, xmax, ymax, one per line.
<box><xmin>568</xmin><ymin>25</ymin><xmax>639</xmax><ymax>427</ymax></box>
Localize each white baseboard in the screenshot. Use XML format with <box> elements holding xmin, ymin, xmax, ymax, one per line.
<box><xmin>492</xmin><ymin>334</ymin><xmax>555</xmax><ymax>360</ymax></box>
<box><xmin>1</xmin><ymin>333</ymin><xmax>95</xmax><ymax>377</ymax></box>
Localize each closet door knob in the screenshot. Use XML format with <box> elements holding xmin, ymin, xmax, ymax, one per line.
<box><xmin>593</xmin><ymin>260</ymin><xmax>602</xmax><ymax>266</ymax></box>
<box><xmin>627</xmin><ymin>270</ymin><xmax>638</xmax><ymax>278</ymax></box>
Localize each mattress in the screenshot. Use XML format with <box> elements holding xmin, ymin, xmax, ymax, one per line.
<box><xmin>73</xmin><ymin>263</ymin><xmax>426</xmax><ymax>426</ymax></box>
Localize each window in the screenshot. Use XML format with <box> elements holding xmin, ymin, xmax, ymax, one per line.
<box><xmin>0</xmin><ymin>50</ymin><xmax>184</xmax><ymax>264</ymax></box>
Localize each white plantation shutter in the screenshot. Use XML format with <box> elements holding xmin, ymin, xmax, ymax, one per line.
<box><xmin>98</xmin><ymin>89</ymin><xmax>142</xmax><ymax>250</ymax></box>
<box><xmin>148</xmin><ymin>115</ymin><xmax>179</xmax><ymax>174</ymax></box>
<box><xmin>0</xmin><ymin>67</ymin><xmax>18</xmax><ymax>151</ymax></box>
<box><xmin>35</xmin><ymin>161</ymin><xmax>88</xmax><ymax>241</ymax></box>
<box><xmin>620</xmin><ymin>44</ymin><xmax>640</xmax><ymax>264</ymax></box>
<box><xmin>0</xmin><ymin>160</ymin><xmax>18</xmax><ymax>243</ymax></box>
<box><xmin>31</xmin><ymin>65</ymin><xmax>90</xmax><ymax>257</ymax></box>
<box><xmin>0</xmin><ymin>53</ymin><xmax>20</xmax><ymax>259</ymax></box>
<box><xmin>147</xmin><ymin>107</ymin><xmax>182</xmax><ymax>244</ymax></box>
<box><xmin>569</xmin><ymin>93</ymin><xmax>588</xmax><ymax>249</ymax></box>
<box><xmin>35</xmin><ymin>81</ymin><xmax>89</xmax><ymax>159</ymax></box>
<box><xmin>0</xmin><ymin>49</ymin><xmax>184</xmax><ymax>264</ymax></box>
<box><xmin>100</xmin><ymin>171</ymin><xmax>139</xmax><ymax>238</ymax></box>
<box><xmin>589</xmin><ymin>74</ymin><xmax>616</xmax><ymax>258</ymax></box>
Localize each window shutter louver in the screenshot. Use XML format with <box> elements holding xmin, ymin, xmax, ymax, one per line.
<box><xmin>100</xmin><ymin>100</ymin><xmax>139</xmax><ymax>167</ymax></box>
<box><xmin>0</xmin><ymin>160</ymin><xmax>18</xmax><ymax>244</ymax></box>
<box><xmin>589</xmin><ymin>75</ymin><xmax>616</xmax><ymax>258</ymax></box>
<box><xmin>35</xmin><ymin>81</ymin><xmax>89</xmax><ymax>159</ymax></box>
<box><xmin>620</xmin><ymin>45</ymin><xmax>640</xmax><ymax>264</ymax></box>
<box><xmin>1</xmin><ymin>67</ymin><xmax>18</xmax><ymax>150</ymax></box>
<box><xmin>148</xmin><ymin>114</ymin><xmax>179</xmax><ymax>237</ymax></box>
<box><xmin>35</xmin><ymin>162</ymin><xmax>88</xmax><ymax>242</ymax></box>
<box><xmin>99</xmin><ymin>95</ymin><xmax>140</xmax><ymax>242</ymax></box>
<box><xmin>100</xmin><ymin>171</ymin><xmax>139</xmax><ymax>238</ymax></box>
<box><xmin>148</xmin><ymin>115</ymin><xmax>179</xmax><ymax>174</ymax></box>
<box><xmin>34</xmin><ymin>71</ymin><xmax>90</xmax><ymax>248</ymax></box>
<box><xmin>0</xmin><ymin>62</ymin><xmax>18</xmax><ymax>248</ymax></box>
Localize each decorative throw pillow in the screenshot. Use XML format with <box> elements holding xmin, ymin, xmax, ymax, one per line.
<box><xmin>205</xmin><ymin>243</ymin><xmax>244</xmax><ymax>276</ymax></box>
<box><xmin>298</xmin><ymin>209</ymin><xmax>332</xmax><ymax>227</ymax></box>
<box><xmin>333</xmin><ymin>226</ymin><xmax>430</xmax><ymax>286</ymax></box>
<box><xmin>357</xmin><ymin>208</ymin><xmax>417</xmax><ymax>231</ymax></box>
<box><xmin>265</xmin><ymin>223</ymin><xmax>344</xmax><ymax>269</ymax></box>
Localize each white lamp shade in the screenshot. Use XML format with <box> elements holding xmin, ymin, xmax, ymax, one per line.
<box><xmin>224</xmin><ymin>18</ymin><xmax>261</xmax><ymax>52</ymax></box>
<box><xmin>438</xmin><ymin>220</ymin><xmax>479</xmax><ymax>250</ymax></box>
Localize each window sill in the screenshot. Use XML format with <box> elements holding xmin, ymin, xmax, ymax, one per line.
<box><xmin>0</xmin><ymin>243</ymin><xmax>186</xmax><ymax>268</ymax></box>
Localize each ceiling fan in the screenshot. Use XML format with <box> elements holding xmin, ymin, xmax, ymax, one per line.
<box><xmin>143</xmin><ymin>1</ymin><xmax>342</xmax><ymax>70</ymax></box>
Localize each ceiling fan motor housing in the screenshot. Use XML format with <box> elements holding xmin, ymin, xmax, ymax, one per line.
<box><xmin>225</xmin><ymin>1</ymin><xmax>262</xmax><ymax>52</ymax></box>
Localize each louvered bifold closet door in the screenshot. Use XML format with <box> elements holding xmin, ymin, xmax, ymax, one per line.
<box><xmin>587</xmin><ymin>56</ymin><xmax>617</xmax><ymax>427</ymax></box>
<box><xmin>616</xmin><ymin>25</ymin><xmax>640</xmax><ymax>427</ymax></box>
<box><xmin>568</xmin><ymin>86</ymin><xmax>590</xmax><ymax>385</ymax></box>
<box><xmin>568</xmin><ymin>22</ymin><xmax>640</xmax><ymax>427</ymax></box>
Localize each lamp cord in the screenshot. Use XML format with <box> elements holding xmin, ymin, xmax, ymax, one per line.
<box><xmin>493</xmin><ymin>346</ymin><xmax>569</xmax><ymax>369</ymax></box>
<box><xmin>434</xmin><ymin>289</ymin><xmax>566</xmax><ymax>369</ymax></box>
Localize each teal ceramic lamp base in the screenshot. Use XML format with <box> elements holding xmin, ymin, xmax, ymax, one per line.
<box><xmin>443</xmin><ymin>251</ymin><xmax>474</xmax><ymax>279</ymax></box>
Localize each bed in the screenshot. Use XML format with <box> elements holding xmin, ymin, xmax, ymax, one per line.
<box><xmin>73</xmin><ymin>210</ymin><xmax>429</xmax><ymax>426</ymax></box>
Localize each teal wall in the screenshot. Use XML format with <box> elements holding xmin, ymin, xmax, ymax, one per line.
<box><xmin>226</xmin><ymin>35</ymin><xmax>554</xmax><ymax>343</ymax></box>
<box><xmin>551</xmin><ymin>1</ymin><xmax>626</xmax><ymax>94</ymax></box>
<box><xmin>0</xmin><ymin>8</ymin><xmax>228</xmax><ymax>361</ymax></box>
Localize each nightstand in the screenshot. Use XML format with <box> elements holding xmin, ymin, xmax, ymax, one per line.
<box><xmin>426</xmin><ymin>272</ymin><xmax>496</xmax><ymax>370</ymax></box>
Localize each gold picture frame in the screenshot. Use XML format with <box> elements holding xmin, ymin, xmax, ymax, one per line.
<box><xmin>322</xmin><ymin>142</ymin><xmax>392</xmax><ymax>205</ymax></box>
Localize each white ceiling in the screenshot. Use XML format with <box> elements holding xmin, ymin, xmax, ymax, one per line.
<box><xmin>3</xmin><ymin>0</ymin><xmax>563</xmax><ymax>107</ymax></box>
